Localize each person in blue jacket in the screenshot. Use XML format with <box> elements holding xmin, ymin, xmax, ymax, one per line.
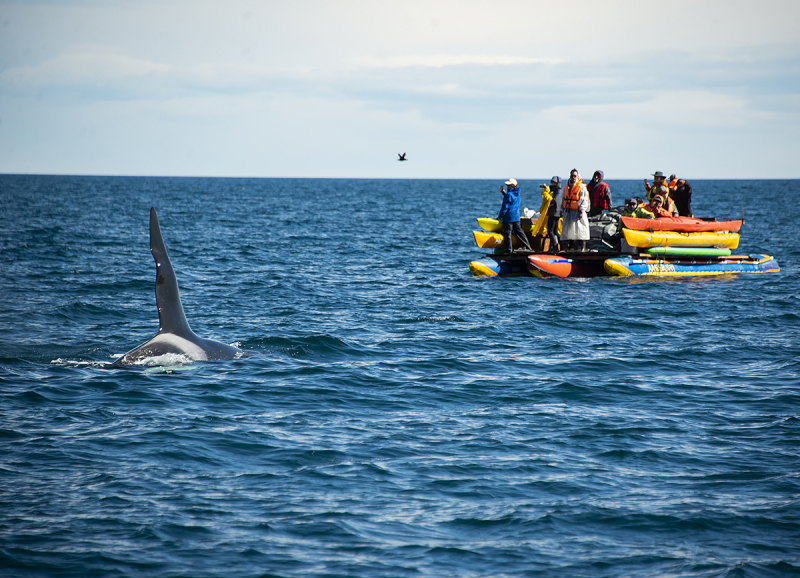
<box><xmin>497</xmin><ymin>178</ymin><xmax>532</xmax><ymax>253</ymax></box>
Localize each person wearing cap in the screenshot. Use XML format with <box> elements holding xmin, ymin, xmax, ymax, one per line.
<box><xmin>672</xmin><ymin>178</ymin><xmax>693</xmax><ymax>217</ymax></box>
<box><xmin>587</xmin><ymin>170</ymin><xmax>612</xmax><ymax>217</ymax></box>
<box><xmin>620</xmin><ymin>197</ymin><xmax>653</xmax><ymax>220</ymax></box>
<box><xmin>610</xmin><ymin>198</ymin><xmax>653</xmax><ymax>245</ymax></box>
<box><xmin>644</xmin><ymin>171</ymin><xmax>668</xmax><ymax>201</ymax></box>
<box><xmin>560</xmin><ymin>169</ymin><xmax>590</xmax><ymax>251</ymax></box>
<box><xmin>668</xmin><ymin>174</ymin><xmax>678</xmax><ymax>195</ymax></box>
<box><xmin>645</xmin><ymin>194</ymin><xmax>673</xmax><ymax>218</ymax></box>
<box><xmin>497</xmin><ymin>178</ymin><xmax>532</xmax><ymax>253</ymax></box>
<box><xmin>546</xmin><ymin>176</ymin><xmax>562</xmax><ymax>252</ymax></box>
<box><xmin>530</xmin><ymin>176</ymin><xmax>562</xmax><ymax>253</ymax></box>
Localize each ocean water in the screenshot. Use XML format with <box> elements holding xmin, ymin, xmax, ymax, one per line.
<box><xmin>1</xmin><ymin>175</ymin><xmax>798</xmax><ymax>578</ymax></box>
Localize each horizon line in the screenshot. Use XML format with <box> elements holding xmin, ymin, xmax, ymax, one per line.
<box><xmin>1</xmin><ymin>172</ymin><xmax>797</xmax><ymax>181</ymax></box>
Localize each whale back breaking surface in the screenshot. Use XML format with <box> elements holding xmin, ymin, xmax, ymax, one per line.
<box><xmin>112</xmin><ymin>208</ymin><xmax>241</xmax><ymax>366</ymax></box>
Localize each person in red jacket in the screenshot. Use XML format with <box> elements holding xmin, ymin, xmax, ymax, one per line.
<box><xmin>587</xmin><ymin>170</ymin><xmax>612</xmax><ymax>217</ymax></box>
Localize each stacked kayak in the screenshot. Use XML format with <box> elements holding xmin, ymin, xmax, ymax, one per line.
<box><xmin>620</xmin><ymin>216</ymin><xmax>742</xmax><ymax>232</ymax></box>
<box><xmin>607</xmin><ymin>217</ymin><xmax>777</xmax><ymax>277</ymax></box>
<box><xmin>621</xmin><ymin>215</ymin><xmax>741</xmax><ymax>251</ymax></box>
<box><xmin>469</xmin><ymin>212</ymin><xmax>779</xmax><ymax>279</ymax></box>
<box><xmin>622</xmin><ymin>229</ymin><xmax>740</xmax><ymax>250</ymax></box>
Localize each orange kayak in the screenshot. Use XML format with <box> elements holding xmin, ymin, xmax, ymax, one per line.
<box><xmin>621</xmin><ymin>216</ymin><xmax>743</xmax><ymax>232</ymax></box>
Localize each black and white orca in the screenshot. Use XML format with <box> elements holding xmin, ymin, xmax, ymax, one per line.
<box><xmin>112</xmin><ymin>208</ymin><xmax>241</xmax><ymax>366</ymax></box>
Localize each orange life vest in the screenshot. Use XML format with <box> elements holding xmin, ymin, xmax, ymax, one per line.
<box><xmin>649</xmin><ymin>195</ymin><xmax>673</xmax><ymax>218</ymax></box>
<box><xmin>562</xmin><ymin>180</ymin><xmax>583</xmax><ymax>211</ymax></box>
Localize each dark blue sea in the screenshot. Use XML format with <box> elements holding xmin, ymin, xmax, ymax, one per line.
<box><xmin>1</xmin><ymin>175</ymin><xmax>799</xmax><ymax>578</ymax></box>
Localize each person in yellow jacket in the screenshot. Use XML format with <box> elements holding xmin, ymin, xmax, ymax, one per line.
<box><xmin>530</xmin><ymin>177</ymin><xmax>564</xmax><ymax>253</ymax></box>
<box><xmin>620</xmin><ymin>197</ymin><xmax>653</xmax><ymax>220</ymax></box>
<box><xmin>529</xmin><ymin>185</ymin><xmax>552</xmax><ymax>237</ymax></box>
<box><xmin>610</xmin><ymin>198</ymin><xmax>653</xmax><ymax>246</ymax></box>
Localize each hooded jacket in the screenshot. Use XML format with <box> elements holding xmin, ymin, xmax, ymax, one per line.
<box><xmin>497</xmin><ymin>186</ymin><xmax>522</xmax><ymax>222</ymax></box>
<box><xmin>587</xmin><ymin>171</ymin><xmax>612</xmax><ymax>210</ymax></box>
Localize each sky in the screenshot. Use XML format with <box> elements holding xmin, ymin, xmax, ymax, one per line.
<box><xmin>0</xmin><ymin>0</ymin><xmax>799</xmax><ymax>179</ymax></box>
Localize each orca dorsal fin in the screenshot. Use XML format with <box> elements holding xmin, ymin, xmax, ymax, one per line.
<box><xmin>149</xmin><ymin>207</ymin><xmax>194</xmax><ymax>338</ymax></box>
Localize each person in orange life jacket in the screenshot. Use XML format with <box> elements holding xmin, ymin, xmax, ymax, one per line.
<box><xmin>560</xmin><ymin>169</ymin><xmax>590</xmax><ymax>251</ymax></box>
<box><xmin>668</xmin><ymin>174</ymin><xmax>678</xmax><ymax>195</ymax></box>
<box><xmin>644</xmin><ymin>171</ymin><xmax>668</xmax><ymax>201</ymax></box>
<box><xmin>672</xmin><ymin>179</ymin><xmax>693</xmax><ymax>217</ymax></box>
<box><xmin>645</xmin><ymin>194</ymin><xmax>673</xmax><ymax>218</ymax></box>
<box><xmin>497</xmin><ymin>178</ymin><xmax>532</xmax><ymax>253</ymax></box>
<box><xmin>657</xmin><ymin>185</ymin><xmax>679</xmax><ymax>216</ymax></box>
<box><xmin>587</xmin><ymin>170</ymin><xmax>612</xmax><ymax>217</ymax></box>
<box><xmin>646</xmin><ymin>184</ymin><xmax>679</xmax><ymax>216</ymax></box>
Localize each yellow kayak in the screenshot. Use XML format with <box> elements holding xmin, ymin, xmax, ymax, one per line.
<box><xmin>623</xmin><ymin>229</ymin><xmax>740</xmax><ymax>249</ymax></box>
<box><xmin>472</xmin><ymin>230</ymin><xmax>504</xmax><ymax>249</ymax></box>
<box><xmin>477</xmin><ymin>217</ymin><xmax>541</xmax><ymax>234</ymax></box>
<box><xmin>472</xmin><ymin>230</ymin><xmax>531</xmax><ymax>249</ymax></box>
<box><xmin>476</xmin><ymin>218</ymin><xmax>503</xmax><ymax>233</ymax></box>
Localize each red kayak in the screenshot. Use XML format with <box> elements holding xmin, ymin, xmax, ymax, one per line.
<box><xmin>621</xmin><ymin>216</ymin><xmax>743</xmax><ymax>232</ymax></box>
<box><xmin>527</xmin><ymin>254</ymin><xmax>609</xmax><ymax>278</ymax></box>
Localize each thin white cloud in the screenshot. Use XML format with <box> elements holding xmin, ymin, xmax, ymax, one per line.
<box><xmin>355</xmin><ymin>54</ymin><xmax>563</xmax><ymax>69</ymax></box>
<box><xmin>0</xmin><ymin>46</ymin><xmax>310</xmax><ymax>96</ymax></box>
<box><xmin>542</xmin><ymin>91</ymin><xmax>770</xmax><ymax>129</ymax></box>
<box><xmin>0</xmin><ymin>47</ymin><xmax>172</xmax><ymax>90</ymax></box>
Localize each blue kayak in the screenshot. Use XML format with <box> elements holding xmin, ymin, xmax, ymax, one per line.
<box><xmin>605</xmin><ymin>254</ymin><xmax>780</xmax><ymax>277</ymax></box>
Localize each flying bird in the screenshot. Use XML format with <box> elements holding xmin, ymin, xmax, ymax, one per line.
<box><xmin>397</xmin><ymin>153</ymin><xmax>407</xmax><ymax>161</ymax></box>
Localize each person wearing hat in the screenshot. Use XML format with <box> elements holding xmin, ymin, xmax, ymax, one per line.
<box><xmin>587</xmin><ymin>170</ymin><xmax>612</xmax><ymax>217</ymax></box>
<box><xmin>497</xmin><ymin>178</ymin><xmax>532</xmax><ymax>253</ymax></box>
<box><xmin>560</xmin><ymin>169</ymin><xmax>590</xmax><ymax>251</ymax></box>
<box><xmin>644</xmin><ymin>171</ymin><xmax>668</xmax><ymax>201</ymax></box>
